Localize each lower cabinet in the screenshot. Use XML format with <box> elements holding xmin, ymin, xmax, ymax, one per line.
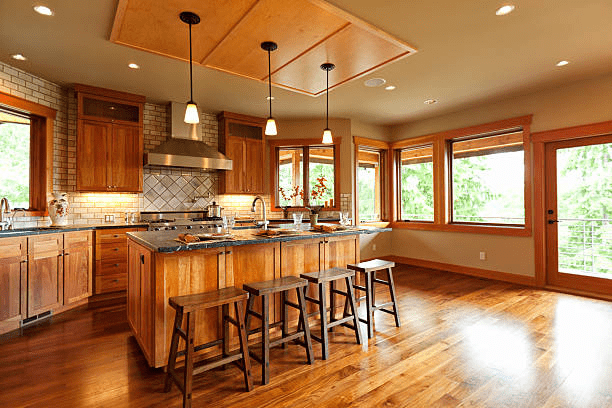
<box><xmin>28</xmin><ymin>234</ymin><xmax>64</xmax><ymax>316</ymax></box>
<box><xmin>127</xmin><ymin>239</ymin><xmax>153</xmax><ymax>363</ymax></box>
<box><xmin>0</xmin><ymin>237</ymin><xmax>27</xmax><ymax>333</ymax></box>
<box><xmin>63</xmin><ymin>231</ymin><xmax>93</xmax><ymax>305</ymax></box>
<box><xmin>95</xmin><ymin>227</ymin><xmax>145</xmax><ymax>294</ymax></box>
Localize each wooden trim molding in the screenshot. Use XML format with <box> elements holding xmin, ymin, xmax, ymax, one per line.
<box><xmin>74</xmin><ymin>84</ymin><xmax>146</xmax><ymax>104</ymax></box>
<box><xmin>353</xmin><ymin>136</ymin><xmax>390</xmax><ymax>224</ymax></box>
<box><xmin>380</xmin><ymin>255</ymin><xmax>537</xmax><ymax>287</ymax></box>
<box><xmin>532</xmin><ymin>120</ymin><xmax>612</xmax><ymax>143</ymax></box>
<box><xmin>0</xmin><ymin>92</ymin><xmax>56</xmax><ymax>119</ymax></box>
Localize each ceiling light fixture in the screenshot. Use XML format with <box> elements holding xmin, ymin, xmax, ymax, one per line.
<box><xmin>180</xmin><ymin>11</ymin><xmax>200</xmax><ymax>124</ymax></box>
<box><xmin>385</xmin><ymin>85</ymin><xmax>396</xmax><ymax>91</ymax></box>
<box><xmin>11</xmin><ymin>54</ymin><xmax>27</xmax><ymax>61</ymax></box>
<box><xmin>261</xmin><ymin>41</ymin><xmax>278</xmax><ymax>136</ymax></box>
<box><xmin>364</xmin><ymin>78</ymin><xmax>386</xmax><ymax>87</ymax></box>
<box><xmin>424</xmin><ymin>99</ymin><xmax>438</xmax><ymax>105</ymax></box>
<box><xmin>321</xmin><ymin>62</ymin><xmax>335</xmax><ymax>144</ymax></box>
<box><xmin>128</xmin><ymin>62</ymin><xmax>140</xmax><ymax>69</ymax></box>
<box><xmin>556</xmin><ymin>60</ymin><xmax>569</xmax><ymax>67</ymax></box>
<box><xmin>495</xmin><ymin>5</ymin><xmax>515</xmax><ymax>16</ymax></box>
<box><xmin>33</xmin><ymin>5</ymin><xmax>54</xmax><ymax>16</ymax></box>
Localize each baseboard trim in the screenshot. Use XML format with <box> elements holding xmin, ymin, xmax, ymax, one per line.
<box><xmin>376</xmin><ymin>255</ymin><xmax>536</xmax><ymax>287</ymax></box>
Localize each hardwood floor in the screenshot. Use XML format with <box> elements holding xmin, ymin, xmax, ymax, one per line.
<box><xmin>2</xmin><ymin>264</ymin><xmax>612</xmax><ymax>407</ymax></box>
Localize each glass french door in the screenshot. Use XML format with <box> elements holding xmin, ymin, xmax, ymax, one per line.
<box><xmin>545</xmin><ymin>135</ymin><xmax>612</xmax><ymax>293</ymax></box>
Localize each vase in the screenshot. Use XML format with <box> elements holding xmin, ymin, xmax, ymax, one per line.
<box><xmin>49</xmin><ymin>192</ymin><xmax>69</xmax><ymax>226</ymax></box>
<box><xmin>309</xmin><ymin>213</ymin><xmax>318</xmax><ymax>225</ymax></box>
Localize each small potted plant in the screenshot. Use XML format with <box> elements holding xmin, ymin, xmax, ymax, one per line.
<box><xmin>278</xmin><ymin>185</ymin><xmax>303</xmax><ymax>218</ymax></box>
<box><xmin>306</xmin><ymin>177</ymin><xmax>328</xmax><ymax>225</ymax></box>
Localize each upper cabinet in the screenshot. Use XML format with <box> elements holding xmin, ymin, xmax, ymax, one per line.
<box><xmin>217</xmin><ymin>112</ymin><xmax>265</xmax><ymax>194</ymax></box>
<box><xmin>75</xmin><ymin>84</ymin><xmax>145</xmax><ymax>192</ymax></box>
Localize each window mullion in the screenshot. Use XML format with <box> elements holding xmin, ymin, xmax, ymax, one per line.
<box><xmin>303</xmin><ymin>146</ymin><xmax>310</xmax><ymax>207</ymax></box>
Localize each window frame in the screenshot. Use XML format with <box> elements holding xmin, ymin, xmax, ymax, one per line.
<box><xmin>390</xmin><ymin>115</ymin><xmax>533</xmax><ymax>237</ymax></box>
<box><xmin>0</xmin><ymin>91</ymin><xmax>56</xmax><ymax>216</ymax></box>
<box><xmin>353</xmin><ymin>136</ymin><xmax>390</xmax><ymax>225</ymax></box>
<box><xmin>269</xmin><ymin>137</ymin><xmax>341</xmax><ymax>212</ymax></box>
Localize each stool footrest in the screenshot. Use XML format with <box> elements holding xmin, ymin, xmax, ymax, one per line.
<box><xmin>283</xmin><ymin>300</ymin><xmax>301</xmax><ymax>310</ymax></box>
<box><xmin>353</xmin><ymin>284</ymin><xmax>367</xmax><ymax>292</ymax></box>
<box><xmin>373</xmin><ymin>278</ymin><xmax>390</xmax><ymax>286</ymax></box>
<box><xmin>176</xmin><ymin>338</ymin><xmax>223</xmax><ymax>358</ymax></box>
<box><xmin>193</xmin><ymin>352</ymin><xmax>243</xmax><ymax>376</ymax></box>
<box><xmin>373</xmin><ymin>301</ymin><xmax>394</xmax><ymax>311</ymax></box>
<box><xmin>328</xmin><ymin>315</ymin><xmax>354</xmax><ymax>328</ymax></box>
<box><xmin>176</xmin><ymin>327</ymin><xmax>187</xmax><ymax>340</ymax></box>
<box><xmin>304</xmin><ymin>295</ymin><xmax>320</xmax><ymax>305</ymax></box>
<box><xmin>224</xmin><ymin>315</ymin><xmax>239</xmax><ymax>327</ymax></box>
<box><xmin>330</xmin><ymin>288</ymin><xmax>348</xmax><ymax>296</ymax></box>
<box><xmin>269</xmin><ymin>331</ymin><xmax>304</xmax><ymax>348</ymax></box>
<box><xmin>377</xmin><ymin>307</ymin><xmax>397</xmax><ymax>315</ymax></box>
<box><xmin>167</xmin><ymin>370</ymin><xmax>185</xmax><ymax>394</ymax></box>
<box><xmin>247</xmin><ymin>310</ymin><xmax>262</xmax><ymax>320</ymax></box>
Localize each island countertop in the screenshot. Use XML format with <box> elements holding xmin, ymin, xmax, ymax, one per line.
<box><xmin>127</xmin><ymin>224</ymin><xmax>390</xmax><ymax>253</ymax></box>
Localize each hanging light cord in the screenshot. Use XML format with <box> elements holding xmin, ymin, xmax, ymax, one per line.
<box><xmin>189</xmin><ymin>21</ymin><xmax>193</xmax><ymax>102</ymax></box>
<box><xmin>326</xmin><ymin>68</ymin><xmax>329</xmax><ymax>129</ymax></box>
<box><xmin>268</xmin><ymin>48</ymin><xmax>272</xmax><ymax>117</ymax></box>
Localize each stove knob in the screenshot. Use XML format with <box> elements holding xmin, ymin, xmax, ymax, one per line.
<box><xmin>186</xmin><ymin>225</ymin><xmax>193</xmax><ymax>229</ymax></box>
<box><xmin>170</xmin><ymin>226</ymin><xmax>177</xmax><ymax>230</ymax></box>
<box><xmin>200</xmin><ymin>225</ymin><xmax>206</xmax><ymax>229</ymax></box>
<box><xmin>154</xmin><ymin>227</ymin><xmax>160</xmax><ymax>231</ymax></box>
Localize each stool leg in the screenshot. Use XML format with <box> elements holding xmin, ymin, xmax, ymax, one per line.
<box><xmin>365</xmin><ymin>271</ymin><xmax>374</xmax><ymax>339</ymax></box>
<box><xmin>183</xmin><ymin>311</ymin><xmax>196</xmax><ymax>408</ymax></box>
<box><xmin>297</xmin><ymin>287</ymin><xmax>314</xmax><ymax>364</ymax></box>
<box><xmin>318</xmin><ymin>282</ymin><xmax>329</xmax><ymax>360</ymax></box>
<box><xmin>371</xmin><ymin>270</ymin><xmax>376</xmax><ymax>308</ymax></box>
<box><xmin>345</xmin><ymin>276</ymin><xmax>362</xmax><ymax>345</ymax></box>
<box><xmin>235</xmin><ymin>300</ymin><xmax>253</xmax><ymax>392</ymax></box>
<box><xmin>281</xmin><ymin>290</ymin><xmax>288</xmax><ymax>349</ymax></box>
<box><xmin>245</xmin><ymin>294</ymin><xmax>255</xmax><ymax>336</ymax></box>
<box><xmin>261</xmin><ymin>294</ymin><xmax>270</xmax><ymax>385</ymax></box>
<box><xmin>387</xmin><ymin>267</ymin><xmax>401</xmax><ymax>327</ymax></box>
<box><xmin>329</xmin><ymin>279</ymin><xmax>336</xmax><ymax>331</ymax></box>
<box><xmin>222</xmin><ymin>303</ymin><xmax>230</xmax><ymax>358</ymax></box>
<box><xmin>164</xmin><ymin>308</ymin><xmax>183</xmax><ymax>392</ymax></box>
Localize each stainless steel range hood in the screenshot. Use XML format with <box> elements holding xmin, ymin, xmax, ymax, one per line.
<box><xmin>144</xmin><ymin>102</ymin><xmax>232</xmax><ymax>170</ymax></box>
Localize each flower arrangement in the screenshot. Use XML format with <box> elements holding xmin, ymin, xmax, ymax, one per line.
<box><xmin>279</xmin><ymin>185</ymin><xmax>303</xmax><ymax>204</ymax></box>
<box><xmin>307</xmin><ymin>177</ymin><xmax>328</xmax><ymax>214</ymax></box>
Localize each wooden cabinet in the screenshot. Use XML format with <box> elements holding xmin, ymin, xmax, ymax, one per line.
<box><xmin>95</xmin><ymin>227</ymin><xmax>144</xmax><ymax>294</ymax></box>
<box><xmin>0</xmin><ymin>237</ymin><xmax>27</xmax><ymax>333</ymax></box>
<box><xmin>127</xmin><ymin>239</ymin><xmax>153</xmax><ymax>363</ymax></box>
<box><xmin>75</xmin><ymin>84</ymin><xmax>144</xmax><ymax>193</ymax></box>
<box><xmin>218</xmin><ymin>111</ymin><xmax>266</xmax><ymax>194</ymax></box>
<box><xmin>63</xmin><ymin>231</ymin><xmax>93</xmax><ymax>305</ymax></box>
<box><xmin>27</xmin><ymin>234</ymin><xmax>63</xmax><ymax>316</ymax></box>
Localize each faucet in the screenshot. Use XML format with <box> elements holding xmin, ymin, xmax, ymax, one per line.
<box><xmin>251</xmin><ymin>196</ymin><xmax>269</xmax><ymax>230</ymax></box>
<box><xmin>0</xmin><ymin>198</ymin><xmax>10</xmax><ymax>231</ymax></box>
<box><xmin>9</xmin><ymin>208</ymin><xmax>26</xmax><ymax>230</ymax></box>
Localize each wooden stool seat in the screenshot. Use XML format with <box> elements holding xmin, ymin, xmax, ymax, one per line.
<box><xmin>300</xmin><ymin>267</ymin><xmax>362</xmax><ymax>360</ymax></box>
<box><xmin>347</xmin><ymin>259</ymin><xmax>400</xmax><ymax>339</ymax></box>
<box><xmin>164</xmin><ymin>287</ymin><xmax>252</xmax><ymax>408</ymax></box>
<box><xmin>243</xmin><ymin>277</ymin><xmax>314</xmax><ymax>385</ymax></box>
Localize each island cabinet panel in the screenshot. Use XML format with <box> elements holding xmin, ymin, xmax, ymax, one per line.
<box><xmin>0</xmin><ymin>237</ymin><xmax>27</xmax><ymax>333</ymax></box>
<box><xmin>63</xmin><ymin>231</ymin><xmax>93</xmax><ymax>305</ymax></box>
<box><xmin>127</xmin><ymin>240</ymin><xmax>154</xmax><ymax>364</ymax></box>
<box><xmin>28</xmin><ymin>234</ymin><xmax>64</xmax><ymax>317</ymax></box>
<box><xmin>324</xmin><ymin>235</ymin><xmax>360</xmax><ymax>310</ymax></box>
<box><xmin>280</xmin><ymin>238</ymin><xmax>325</xmax><ymax>320</ymax></box>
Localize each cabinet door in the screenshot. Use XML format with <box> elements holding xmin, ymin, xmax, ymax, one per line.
<box><xmin>77</xmin><ymin>120</ymin><xmax>111</xmax><ymax>191</ymax></box>
<box><xmin>223</xmin><ymin>135</ymin><xmax>245</xmax><ymax>193</ymax></box>
<box><xmin>245</xmin><ymin>138</ymin><xmax>264</xmax><ymax>193</ymax></box>
<box><xmin>0</xmin><ymin>237</ymin><xmax>27</xmax><ymax>332</ymax></box>
<box><xmin>63</xmin><ymin>231</ymin><xmax>92</xmax><ymax>305</ymax></box>
<box><xmin>28</xmin><ymin>234</ymin><xmax>63</xmax><ymax>316</ymax></box>
<box><xmin>127</xmin><ymin>240</ymin><xmax>142</xmax><ymax>336</ymax></box>
<box><xmin>110</xmin><ymin>124</ymin><xmax>142</xmax><ymax>192</ymax></box>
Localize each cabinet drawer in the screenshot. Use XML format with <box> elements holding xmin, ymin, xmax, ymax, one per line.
<box><xmin>97</xmin><ymin>230</ymin><xmax>130</xmax><ymax>244</ymax></box>
<box><xmin>64</xmin><ymin>231</ymin><xmax>92</xmax><ymax>249</ymax></box>
<box><xmin>97</xmin><ymin>259</ymin><xmax>127</xmax><ymax>276</ymax></box>
<box><xmin>99</xmin><ymin>243</ymin><xmax>128</xmax><ymax>260</ymax></box>
<box><xmin>0</xmin><ymin>237</ymin><xmax>27</xmax><ymax>259</ymax></box>
<box><xmin>96</xmin><ymin>273</ymin><xmax>127</xmax><ymax>293</ymax></box>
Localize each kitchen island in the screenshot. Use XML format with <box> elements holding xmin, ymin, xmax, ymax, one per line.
<box><xmin>126</xmin><ymin>226</ymin><xmax>389</xmax><ymax>367</ymax></box>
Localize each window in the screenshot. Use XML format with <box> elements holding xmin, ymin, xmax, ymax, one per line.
<box><xmin>0</xmin><ymin>109</ymin><xmax>30</xmax><ymax>208</ymax></box>
<box><xmin>271</xmin><ymin>138</ymin><xmax>341</xmax><ymax>210</ymax></box>
<box><xmin>391</xmin><ymin>115</ymin><xmax>532</xmax><ymax>236</ymax></box>
<box><xmin>451</xmin><ymin>131</ymin><xmax>525</xmax><ymax>225</ymax></box>
<box><xmin>398</xmin><ymin>144</ymin><xmax>434</xmax><ymax>222</ymax></box>
<box><xmin>354</xmin><ymin>137</ymin><xmax>389</xmax><ymax>223</ymax></box>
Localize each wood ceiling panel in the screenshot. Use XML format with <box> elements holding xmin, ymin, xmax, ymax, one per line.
<box><xmin>110</xmin><ymin>0</ymin><xmax>417</xmax><ymax>96</ymax></box>
<box><xmin>203</xmin><ymin>0</ymin><xmax>348</xmax><ymax>81</ymax></box>
<box><xmin>271</xmin><ymin>24</ymin><xmax>413</xmax><ymax>96</ymax></box>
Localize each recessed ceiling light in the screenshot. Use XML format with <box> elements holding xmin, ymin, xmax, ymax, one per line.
<box><xmin>33</xmin><ymin>5</ymin><xmax>54</xmax><ymax>16</ymax></box>
<box><xmin>11</xmin><ymin>54</ymin><xmax>27</xmax><ymax>61</ymax></box>
<box><xmin>495</xmin><ymin>4</ymin><xmax>515</xmax><ymax>16</ymax></box>
<box><xmin>385</xmin><ymin>85</ymin><xmax>396</xmax><ymax>91</ymax></box>
<box><xmin>266</xmin><ymin>96</ymin><xmax>275</xmax><ymax>101</ymax></box>
<box><xmin>424</xmin><ymin>99</ymin><xmax>438</xmax><ymax>105</ymax></box>
<box><xmin>556</xmin><ymin>60</ymin><xmax>569</xmax><ymax>67</ymax></box>
<box><xmin>128</xmin><ymin>63</ymin><xmax>140</xmax><ymax>69</ymax></box>
<box><xmin>364</xmin><ymin>78</ymin><xmax>386</xmax><ymax>88</ymax></box>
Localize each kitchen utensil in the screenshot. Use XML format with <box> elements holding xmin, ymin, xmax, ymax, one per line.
<box><xmin>206</xmin><ymin>201</ymin><xmax>223</xmax><ymax>218</ymax></box>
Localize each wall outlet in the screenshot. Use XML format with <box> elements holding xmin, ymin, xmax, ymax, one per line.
<box><xmin>372</xmin><ymin>244</ymin><xmax>377</xmax><ymax>251</ymax></box>
<box><xmin>105</xmin><ymin>214</ymin><xmax>115</xmax><ymax>222</ymax></box>
<box><xmin>479</xmin><ymin>251</ymin><xmax>486</xmax><ymax>261</ymax></box>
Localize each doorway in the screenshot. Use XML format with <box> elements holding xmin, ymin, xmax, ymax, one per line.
<box><xmin>545</xmin><ymin>135</ymin><xmax>612</xmax><ymax>293</ymax></box>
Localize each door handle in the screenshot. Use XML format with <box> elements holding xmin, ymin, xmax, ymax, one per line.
<box><xmin>548</xmin><ymin>220</ymin><xmax>559</xmax><ymax>224</ymax></box>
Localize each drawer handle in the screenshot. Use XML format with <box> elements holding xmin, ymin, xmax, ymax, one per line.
<box><xmin>112</xmin><ymin>279</ymin><xmax>119</xmax><ymax>283</ymax></box>
<box><xmin>114</xmin><ymin>263</ymin><xmax>119</xmax><ymax>267</ymax></box>
<box><xmin>113</xmin><ymin>248</ymin><xmax>119</xmax><ymax>251</ymax></box>
<box><xmin>113</xmin><ymin>235</ymin><xmax>119</xmax><ymax>238</ymax></box>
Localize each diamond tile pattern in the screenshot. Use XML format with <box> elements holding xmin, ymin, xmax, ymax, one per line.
<box><xmin>142</xmin><ymin>167</ymin><xmax>217</xmax><ymax>211</ymax></box>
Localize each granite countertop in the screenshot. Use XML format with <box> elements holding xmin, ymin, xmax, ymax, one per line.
<box><xmin>127</xmin><ymin>224</ymin><xmax>390</xmax><ymax>253</ymax></box>
<box><xmin>0</xmin><ymin>222</ymin><xmax>149</xmax><ymax>238</ymax></box>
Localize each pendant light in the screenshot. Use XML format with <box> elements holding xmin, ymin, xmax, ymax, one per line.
<box><xmin>320</xmin><ymin>63</ymin><xmax>335</xmax><ymax>144</ymax></box>
<box><xmin>261</xmin><ymin>41</ymin><xmax>278</xmax><ymax>136</ymax></box>
<box><xmin>180</xmin><ymin>12</ymin><xmax>200</xmax><ymax>124</ymax></box>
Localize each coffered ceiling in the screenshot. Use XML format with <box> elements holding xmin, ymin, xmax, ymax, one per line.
<box><xmin>1</xmin><ymin>1</ymin><xmax>612</xmax><ymax>125</ymax></box>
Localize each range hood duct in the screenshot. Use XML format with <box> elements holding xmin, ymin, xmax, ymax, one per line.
<box><xmin>144</xmin><ymin>102</ymin><xmax>232</xmax><ymax>170</ymax></box>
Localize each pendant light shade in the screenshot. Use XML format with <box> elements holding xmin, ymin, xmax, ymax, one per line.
<box><xmin>320</xmin><ymin>63</ymin><xmax>335</xmax><ymax>144</ymax></box>
<box><xmin>180</xmin><ymin>12</ymin><xmax>200</xmax><ymax>124</ymax></box>
<box><xmin>261</xmin><ymin>41</ymin><xmax>278</xmax><ymax>136</ymax></box>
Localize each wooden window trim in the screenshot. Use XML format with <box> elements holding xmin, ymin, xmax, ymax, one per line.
<box><xmin>353</xmin><ymin>136</ymin><xmax>390</xmax><ymax>225</ymax></box>
<box><xmin>391</xmin><ymin>115</ymin><xmax>533</xmax><ymax>237</ymax></box>
<box><xmin>269</xmin><ymin>137</ymin><xmax>342</xmax><ymax>212</ymax></box>
<box><xmin>0</xmin><ymin>92</ymin><xmax>56</xmax><ymax>216</ymax></box>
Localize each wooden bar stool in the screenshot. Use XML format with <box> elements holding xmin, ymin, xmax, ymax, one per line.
<box><xmin>347</xmin><ymin>259</ymin><xmax>401</xmax><ymax>339</ymax></box>
<box><xmin>164</xmin><ymin>287</ymin><xmax>252</xmax><ymax>408</ymax></box>
<box><xmin>300</xmin><ymin>267</ymin><xmax>362</xmax><ymax>360</ymax></box>
<box><xmin>243</xmin><ymin>276</ymin><xmax>314</xmax><ymax>385</ymax></box>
